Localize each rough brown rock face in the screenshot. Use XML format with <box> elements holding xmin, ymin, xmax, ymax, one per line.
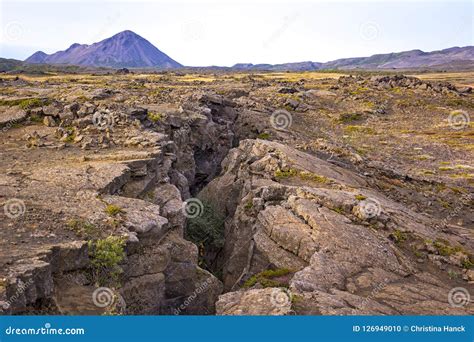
<box><xmin>0</xmin><ymin>93</ymin><xmax>237</xmax><ymax>315</ymax></box>
<box><xmin>0</xmin><ymin>72</ymin><xmax>472</xmax><ymax>316</ymax></box>
<box><xmin>199</xmin><ymin>139</ymin><xmax>473</xmax><ymax>315</ymax></box>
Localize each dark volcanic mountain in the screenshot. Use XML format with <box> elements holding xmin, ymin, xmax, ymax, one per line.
<box><xmin>25</xmin><ymin>30</ymin><xmax>182</xmax><ymax>69</ymax></box>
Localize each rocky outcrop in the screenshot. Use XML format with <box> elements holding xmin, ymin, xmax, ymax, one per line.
<box><xmin>199</xmin><ymin>139</ymin><xmax>473</xmax><ymax>315</ymax></box>
<box><xmin>0</xmin><ymin>94</ymin><xmax>240</xmax><ymax>315</ymax></box>
<box><xmin>338</xmin><ymin>74</ymin><xmax>471</xmax><ymax>94</ymax></box>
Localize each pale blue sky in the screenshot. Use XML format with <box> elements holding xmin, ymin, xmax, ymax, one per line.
<box><xmin>0</xmin><ymin>0</ymin><xmax>472</xmax><ymax>66</ymax></box>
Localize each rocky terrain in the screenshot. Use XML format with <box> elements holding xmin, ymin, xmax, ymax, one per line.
<box><xmin>0</xmin><ymin>70</ymin><xmax>472</xmax><ymax>315</ymax></box>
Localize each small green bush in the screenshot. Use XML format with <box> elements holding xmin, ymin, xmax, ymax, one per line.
<box><xmin>185</xmin><ymin>201</ymin><xmax>225</xmax><ymax>250</ymax></box>
<box><xmin>67</xmin><ymin>219</ymin><xmax>100</xmax><ymax>239</ymax></box>
<box><xmin>390</xmin><ymin>230</ymin><xmax>407</xmax><ymax>244</ymax></box>
<box><xmin>88</xmin><ymin>236</ymin><xmax>126</xmax><ymax>285</ymax></box>
<box><xmin>147</xmin><ymin>111</ymin><xmax>162</xmax><ymax>122</ymax></box>
<box><xmin>298</xmin><ymin>171</ymin><xmax>329</xmax><ymax>184</ymax></box>
<box><xmin>432</xmin><ymin>239</ymin><xmax>462</xmax><ymax>256</ymax></box>
<box><xmin>274</xmin><ymin>168</ymin><xmax>298</xmax><ymax>179</ymax></box>
<box><xmin>244</xmin><ymin>201</ymin><xmax>253</xmax><ymax>210</ymax></box>
<box><xmin>257</xmin><ymin>132</ymin><xmax>271</xmax><ymax>140</ymax></box>
<box><xmin>243</xmin><ymin>268</ymin><xmax>292</xmax><ymax>288</ymax></box>
<box><xmin>105</xmin><ymin>204</ymin><xmax>124</xmax><ymax>217</ymax></box>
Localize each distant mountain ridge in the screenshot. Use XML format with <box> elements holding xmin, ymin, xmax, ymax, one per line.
<box><xmin>22</xmin><ymin>30</ymin><xmax>473</xmax><ymax>70</ymax></box>
<box><xmin>322</xmin><ymin>46</ymin><xmax>474</xmax><ymax>70</ymax></box>
<box><xmin>233</xmin><ymin>46</ymin><xmax>474</xmax><ymax>71</ymax></box>
<box><xmin>232</xmin><ymin>61</ymin><xmax>323</xmax><ymax>72</ymax></box>
<box><xmin>25</xmin><ymin>30</ymin><xmax>181</xmax><ymax>69</ymax></box>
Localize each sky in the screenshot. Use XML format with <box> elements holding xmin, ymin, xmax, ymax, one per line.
<box><xmin>0</xmin><ymin>0</ymin><xmax>472</xmax><ymax>66</ymax></box>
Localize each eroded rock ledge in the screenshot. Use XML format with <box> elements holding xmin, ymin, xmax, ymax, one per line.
<box><xmin>0</xmin><ymin>94</ymin><xmax>240</xmax><ymax>315</ymax></box>
<box><xmin>199</xmin><ymin>139</ymin><xmax>473</xmax><ymax>315</ymax></box>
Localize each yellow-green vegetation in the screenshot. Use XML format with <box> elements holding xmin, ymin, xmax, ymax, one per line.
<box><xmin>450</xmin><ymin>173</ymin><xmax>474</xmax><ymax>180</ymax></box>
<box><xmin>147</xmin><ymin>111</ymin><xmax>162</xmax><ymax>122</ymax></box>
<box><xmin>344</xmin><ymin>125</ymin><xmax>375</xmax><ymax>134</ymax></box>
<box><xmin>105</xmin><ymin>204</ymin><xmax>124</xmax><ymax>217</ymax></box>
<box><xmin>364</xmin><ymin>101</ymin><xmax>375</xmax><ymax>109</ymax></box>
<box><xmin>75</xmin><ymin>95</ymin><xmax>91</xmax><ymax>102</ymax></box>
<box><xmin>62</xmin><ymin>126</ymin><xmax>77</xmax><ymax>143</ymax></box>
<box><xmin>462</xmin><ymin>258</ymin><xmax>474</xmax><ymax>269</ymax></box>
<box><xmin>19</xmin><ymin>98</ymin><xmax>46</xmax><ymax>110</ymax></box>
<box><xmin>338</xmin><ymin>112</ymin><xmax>363</xmax><ymax>123</ymax></box>
<box><xmin>355</xmin><ymin>194</ymin><xmax>367</xmax><ymax>201</ymax></box>
<box><xmin>0</xmin><ymin>97</ymin><xmax>49</xmax><ymax>109</ymax></box>
<box><xmin>437</xmin><ymin>198</ymin><xmax>451</xmax><ymax>209</ymax></box>
<box><xmin>415</xmin><ymin>154</ymin><xmax>432</xmax><ymax>161</ymax></box>
<box><xmin>244</xmin><ymin>201</ymin><xmax>253</xmax><ymax>210</ymax></box>
<box><xmin>30</xmin><ymin>114</ymin><xmax>43</xmax><ymax>123</ymax></box>
<box><xmin>445</xmin><ymin>97</ymin><xmax>474</xmax><ymax>109</ymax></box>
<box><xmin>426</xmin><ymin>239</ymin><xmax>473</xmax><ymax>269</ymax></box>
<box><xmin>438</xmin><ymin>166</ymin><xmax>454</xmax><ymax>171</ymax></box>
<box><xmin>274</xmin><ymin>168</ymin><xmax>298</xmax><ymax>179</ymax></box>
<box><xmin>257</xmin><ymin>132</ymin><xmax>271</xmax><ymax>140</ymax></box>
<box><xmin>274</xmin><ymin>168</ymin><xmax>329</xmax><ymax>184</ymax></box>
<box><xmin>243</xmin><ymin>268</ymin><xmax>292</xmax><ymax>288</ymax></box>
<box><xmin>349</xmin><ymin>86</ymin><xmax>369</xmax><ymax>95</ymax></box>
<box><xmin>298</xmin><ymin>171</ymin><xmax>329</xmax><ymax>184</ymax></box>
<box><xmin>88</xmin><ymin>236</ymin><xmax>126</xmax><ymax>284</ymax></box>
<box><xmin>420</xmin><ymin>169</ymin><xmax>436</xmax><ymax>176</ymax></box>
<box><xmin>453</xmin><ymin>164</ymin><xmax>473</xmax><ymax>170</ymax></box>
<box><xmin>390</xmin><ymin>230</ymin><xmax>407</xmax><ymax>244</ymax></box>
<box><xmin>432</xmin><ymin>239</ymin><xmax>463</xmax><ymax>257</ymax></box>
<box><xmin>291</xmin><ymin>294</ymin><xmax>304</xmax><ymax>304</ymax></box>
<box><xmin>450</xmin><ymin>186</ymin><xmax>467</xmax><ymax>194</ymax></box>
<box><xmin>331</xmin><ymin>206</ymin><xmax>345</xmax><ymax>214</ymax></box>
<box><xmin>67</xmin><ymin>219</ymin><xmax>100</xmax><ymax>239</ymax></box>
<box><xmin>448</xmin><ymin>270</ymin><xmax>459</xmax><ymax>279</ymax></box>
